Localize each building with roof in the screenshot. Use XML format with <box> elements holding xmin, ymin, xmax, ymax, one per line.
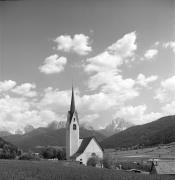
<box><xmin>66</xmin><ymin>86</ymin><xmax>103</xmax><ymax>165</ymax></box>
<box><xmin>150</xmin><ymin>159</ymin><xmax>175</xmax><ymax>175</ymax></box>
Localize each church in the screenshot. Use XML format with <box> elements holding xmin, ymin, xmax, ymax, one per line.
<box><xmin>66</xmin><ymin>86</ymin><xmax>104</xmax><ymax>165</ymax></box>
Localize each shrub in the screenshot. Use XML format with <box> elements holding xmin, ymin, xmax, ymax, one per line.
<box><xmin>57</xmin><ymin>148</ymin><xmax>66</xmax><ymax>160</ymax></box>
<box><xmin>87</xmin><ymin>156</ymin><xmax>99</xmax><ymax>167</ymax></box>
<box><xmin>103</xmin><ymin>156</ymin><xmax>115</xmax><ymax>169</ymax></box>
<box><xmin>41</xmin><ymin>147</ymin><xmax>66</xmax><ymax>160</ymax></box>
<box><xmin>19</xmin><ymin>152</ymin><xmax>40</xmax><ymax>160</ymax></box>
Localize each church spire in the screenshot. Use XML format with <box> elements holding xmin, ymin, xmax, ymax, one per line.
<box><xmin>70</xmin><ymin>85</ymin><xmax>75</xmax><ymax>114</ymax></box>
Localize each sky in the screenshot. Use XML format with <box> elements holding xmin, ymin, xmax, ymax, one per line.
<box><xmin>0</xmin><ymin>0</ymin><xmax>175</xmax><ymax>133</ymax></box>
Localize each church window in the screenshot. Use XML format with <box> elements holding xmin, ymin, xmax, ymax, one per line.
<box><xmin>80</xmin><ymin>158</ymin><xmax>82</xmax><ymax>164</ymax></box>
<box><xmin>74</xmin><ymin>118</ymin><xmax>75</xmax><ymax>122</ymax></box>
<box><xmin>73</xmin><ymin>124</ymin><xmax>76</xmax><ymax>130</ymax></box>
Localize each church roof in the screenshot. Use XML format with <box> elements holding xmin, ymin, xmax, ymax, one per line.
<box><xmin>71</xmin><ymin>136</ymin><xmax>104</xmax><ymax>159</ymax></box>
<box><xmin>70</xmin><ymin>85</ymin><xmax>75</xmax><ymax>114</ymax></box>
<box><xmin>67</xmin><ymin>85</ymin><xmax>79</xmax><ymax>124</ymax></box>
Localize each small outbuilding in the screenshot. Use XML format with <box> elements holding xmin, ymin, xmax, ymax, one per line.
<box><xmin>150</xmin><ymin>160</ymin><xmax>175</xmax><ymax>175</ymax></box>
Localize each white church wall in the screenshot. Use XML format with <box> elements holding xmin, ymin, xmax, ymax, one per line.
<box><xmin>69</xmin><ymin>113</ymin><xmax>79</xmax><ymax>156</ymax></box>
<box><xmin>79</xmin><ymin>138</ymin><xmax>83</xmax><ymax>146</ymax></box>
<box><xmin>76</xmin><ymin>138</ymin><xmax>103</xmax><ymax>165</ymax></box>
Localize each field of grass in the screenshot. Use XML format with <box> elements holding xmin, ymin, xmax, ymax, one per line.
<box><xmin>0</xmin><ymin>160</ymin><xmax>174</xmax><ymax>180</ymax></box>
<box><xmin>105</xmin><ymin>142</ymin><xmax>175</xmax><ymax>161</ymax></box>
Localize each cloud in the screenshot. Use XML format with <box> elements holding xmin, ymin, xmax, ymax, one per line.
<box><xmin>115</xmin><ymin>105</ymin><xmax>162</xmax><ymax>124</ymax></box>
<box><xmin>143</xmin><ymin>49</ymin><xmax>158</xmax><ymax>60</ymax></box>
<box><xmin>85</xmin><ymin>32</ymin><xmax>137</xmax><ymax>73</ymax></box>
<box><xmin>39</xmin><ymin>54</ymin><xmax>67</xmax><ymax>74</ymax></box>
<box><xmin>107</xmin><ymin>31</ymin><xmax>137</xmax><ymax>60</ymax></box>
<box><xmin>85</xmin><ymin>51</ymin><xmax>122</xmax><ymax>73</ymax></box>
<box><xmin>38</xmin><ymin>87</ymin><xmax>71</xmax><ymax>111</ymax></box>
<box><xmin>0</xmin><ymin>93</ymin><xmax>61</xmax><ymax>133</ymax></box>
<box><xmin>12</xmin><ymin>83</ymin><xmax>37</xmax><ymax>97</ymax></box>
<box><xmin>0</xmin><ymin>80</ymin><xmax>16</xmax><ymax>92</ymax></box>
<box><xmin>83</xmin><ymin>32</ymin><xmax>139</xmax><ymax>112</ymax></box>
<box><xmin>81</xmin><ymin>113</ymin><xmax>99</xmax><ymax>123</ymax></box>
<box><xmin>163</xmin><ymin>41</ymin><xmax>175</xmax><ymax>52</ymax></box>
<box><xmin>136</xmin><ymin>74</ymin><xmax>158</xmax><ymax>87</ymax></box>
<box><xmin>161</xmin><ymin>101</ymin><xmax>175</xmax><ymax>116</ymax></box>
<box><xmin>155</xmin><ymin>75</ymin><xmax>175</xmax><ymax>103</ymax></box>
<box><xmin>54</xmin><ymin>34</ymin><xmax>92</xmax><ymax>55</ymax></box>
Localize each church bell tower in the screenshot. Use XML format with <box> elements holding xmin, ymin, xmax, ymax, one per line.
<box><xmin>66</xmin><ymin>86</ymin><xmax>79</xmax><ymax>159</ymax></box>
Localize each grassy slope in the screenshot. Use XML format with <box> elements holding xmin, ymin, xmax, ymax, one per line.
<box><xmin>0</xmin><ymin>160</ymin><xmax>173</xmax><ymax>180</ymax></box>
<box><xmin>101</xmin><ymin>115</ymin><xmax>175</xmax><ymax>149</ymax></box>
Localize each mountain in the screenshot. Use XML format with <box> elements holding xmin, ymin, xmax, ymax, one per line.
<box><xmin>0</xmin><ymin>131</ymin><xmax>12</xmax><ymax>137</ymax></box>
<box><xmin>24</xmin><ymin>125</ymin><xmax>35</xmax><ymax>134</ymax></box>
<box><xmin>101</xmin><ymin>115</ymin><xmax>175</xmax><ymax>149</ymax></box>
<box><xmin>98</xmin><ymin>118</ymin><xmax>134</xmax><ymax>137</ymax></box>
<box><xmin>47</xmin><ymin>121</ymin><xmax>66</xmax><ymax>130</ymax></box>
<box><xmin>4</xmin><ymin>127</ymin><xmax>106</xmax><ymax>151</ymax></box>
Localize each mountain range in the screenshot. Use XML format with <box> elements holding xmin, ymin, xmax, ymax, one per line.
<box><xmin>2</xmin><ymin>118</ymin><xmax>131</xmax><ymax>151</ymax></box>
<box><xmin>3</xmin><ymin>127</ymin><xmax>106</xmax><ymax>151</ymax></box>
<box><xmin>101</xmin><ymin>115</ymin><xmax>175</xmax><ymax>149</ymax></box>
<box><xmin>3</xmin><ymin>115</ymin><xmax>175</xmax><ymax>151</ymax></box>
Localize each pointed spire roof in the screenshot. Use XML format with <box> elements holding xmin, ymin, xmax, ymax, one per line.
<box><xmin>70</xmin><ymin>85</ymin><xmax>75</xmax><ymax>114</ymax></box>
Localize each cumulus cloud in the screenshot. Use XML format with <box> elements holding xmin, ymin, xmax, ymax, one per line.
<box><xmin>81</xmin><ymin>113</ymin><xmax>99</xmax><ymax>123</ymax></box>
<box><xmin>115</xmin><ymin>105</ymin><xmax>162</xmax><ymax>124</ymax></box>
<box><xmin>85</xmin><ymin>32</ymin><xmax>137</xmax><ymax>73</ymax></box>
<box><xmin>136</xmin><ymin>74</ymin><xmax>158</xmax><ymax>87</ymax></box>
<box><xmin>83</xmin><ymin>32</ymin><xmax>139</xmax><ymax>112</ymax></box>
<box><xmin>39</xmin><ymin>54</ymin><xmax>67</xmax><ymax>74</ymax></box>
<box><xmin>0</xmin><ymin>93</ymin><xmax>61</xmax><ymax>133</ymax></box>
<box><xmin>107</xmin><ymin>31</ymin><xmax>137</xmax><ymax>60</ymax></box>
<box><xmin>161</xmin><ymin>101</ymin><xmax>175</xmax><ymax>116</ymax></box>
<box><xmin>54</xmin><ymin>34</ymin><xmax>92</xmax><ymax>55</ymax></box>
<box><xmin>0</xmin><ymin>80</ymin><xmax>16</xmax><ymax>92</ymax></box>
<box><xmin>143</xmin><ymin>49</ymin><xmax>158</xmax><ymax>60</ymax></box>
<box><xmin>163</xmin><ymin>41</ymin><xmax>175</xmax><ymax>52</ymax></box>
<box><xmin>12</xmin><ymin>83</ymin><xmax>37</xmax><ymax>97</ymax></box>
<box><xmin>38</xmin><ymin>87</ymin><xmax>71</xmax><ymax>111</ymax></box>
<box><xmin>155</xmin><ymin>75</ymin><xmax>175</xmax><ymax>103</ymax></box>
<box><xmin>85</xmin><ymin>51</ymin><xmax>122</xmax><ymax>73</ymax></box>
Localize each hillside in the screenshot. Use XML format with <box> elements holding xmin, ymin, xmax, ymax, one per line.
<box><xmin>4</xmin><ymin>127</ymin><xmax>106</xmax><ymax>151</ymax></box>
<box><xmin>0</xmin><ymin>137</ymin><xmax>18</xmax><ymax>158</ymax></box>
<box><xmin>101</xmin><ymin>115</ymin><xmax>175</xmax><ymax>149</ymax></box>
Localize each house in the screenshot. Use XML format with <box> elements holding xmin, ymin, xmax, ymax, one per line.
<box><xmin>66</xmin><ymin>86</ymin><xmax>103</xmax><ymax>165</ymax></box>
<box><xmin>150</xmin><ymin>159</ymin><xmax>175</xmax><ymax>175</ymax></box>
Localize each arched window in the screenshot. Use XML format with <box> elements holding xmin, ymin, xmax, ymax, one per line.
<box><xmin>73</xmin><ymin>124</ymin><xmax>76</xmax><ymax>130</ymax></box>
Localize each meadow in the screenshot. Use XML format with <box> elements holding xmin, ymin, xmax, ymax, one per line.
<box><xmin>0</xmin><ymin>160</ymin><xmax>174</xmax><ymax>180</ymax></box>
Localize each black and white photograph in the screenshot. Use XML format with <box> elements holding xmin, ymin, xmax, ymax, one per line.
<box><xmin>0</xmin><ymin>0</ymin><xmax>175</xmax><ymax>179</ymax></box>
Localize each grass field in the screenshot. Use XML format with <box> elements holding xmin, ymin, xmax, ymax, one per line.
<box><xmin>0</xmin><ymin>160</ymin><xmax>174</xmax><ymax>180</ymax></box>
<box><xmin>105</xmin><ymin>142</ymin><xmax>175</xmax><ymax>161</ymax></box>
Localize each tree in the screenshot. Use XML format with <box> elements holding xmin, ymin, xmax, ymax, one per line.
<box><xmin>87</xmin><ymin>156</ymin><xmax>100</xmax><ymax>167</ymax></box>
<box><xmin>57</xmin><ymin>148</ymin><xmax>66</xmax><ymax>160</ymax></box>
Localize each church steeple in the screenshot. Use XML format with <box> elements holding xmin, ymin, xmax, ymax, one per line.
<box><xmin>70</xmin><ymin>85</ymin><xmax>75</xmax><ymax>114</ymax></box>
<box><xmin>66</xmin><ymin>84</ymin><xmax>79</xmax><ymax>159</ymax></box>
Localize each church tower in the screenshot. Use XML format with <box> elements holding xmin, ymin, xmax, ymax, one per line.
<box><xmin>66</xmin><ymin>86</ymin><xmax>79</xmax><ymax>159</ymax></box>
